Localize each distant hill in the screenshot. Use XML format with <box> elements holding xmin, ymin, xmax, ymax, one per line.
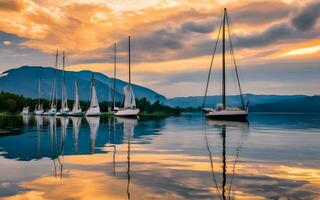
<box><xmin>164</xmin><ymin>94</ymin><xmax>320</xmax><ymax>113</ymax></box>
<box><xmin>165</xmin><ymin>94</ymin><xmax>308</xmax><ymax>108</ymax></box>
<box><xmin>0</xmin><ymin>66</ymin><xmax>165</xmax><ymax>103</ymax></box>
<box><xmin>250</xmin><ymin>96</ymin><xmax>320</xmax><ymax>113</ymax></box>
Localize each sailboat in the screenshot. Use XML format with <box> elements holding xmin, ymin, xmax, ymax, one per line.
<box><xmin>45</xmin><ymin>50</ymin><xmax>59</xmax><ymax>116</ymax></box>
<box><xmin>112</xmin><ymin>42</ymin><xmax>120</xmax><ymax>112</ymax></box>
<box><xmin>68</xmin><ymin>81</ymin><xmax>83</xmax><ymax>116</ymax></box>
<box><xmin>85</xmin><ymin>73</ymin><xmax>101</xmax><ymax>116</ymax></box>
<box><xmin>114</xmin><ymin>36</ymin><xmax>140</xmax><ymax>117</ymax></box>
<box><xmin>22</xmin><ymin>105</ymin><xmax>29</xmax><ymax>115</ymax></box>
<box><xmin>57</xmin><ymin>51</ymin><xmax>70</xmax><ymax>116</ymax></box>
<box><xmin>203</xmin><ymin>8</ymin><xmax>248</xmax><ymax>121</ymax></box>
<box><xmin>34</xmin><ymin>77</ymin><xmax>44</xmax><ymax>115</ymax></box>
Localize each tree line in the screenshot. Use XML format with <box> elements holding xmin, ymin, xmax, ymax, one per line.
<box><xmin>0</xmin><ymin>91</ymin><xmax>181</xmax><ymax>115</ymax></box>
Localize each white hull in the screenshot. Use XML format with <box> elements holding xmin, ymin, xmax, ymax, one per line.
<box><xmin>34</xmin><ymin>109</ymin><xmax>44</xmax><ymax>115</ymax></box>
<box><xmin>44</xmin><ymin>108</ymin><xmax>57</xmax><ymax>116</ymax></box>
<box><xmin>206</xmin><ymin>109</ymin><xmax>248</xmax><ymax>121</ymax></box>
<box><xmin>85</xmin><ymin>107</ymin><xmax>100</xmax><ymax>116</ymax></box>
<box><xmin>114</xmin><ymin>108</ymin><xmax>139</xmax><ymax>117</ymax></box>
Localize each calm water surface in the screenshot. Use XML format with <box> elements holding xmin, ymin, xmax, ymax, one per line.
<box><xmin>0</xmin><ymin>114</ymin><xmax>319</xmax><ymax>199</ymax></box>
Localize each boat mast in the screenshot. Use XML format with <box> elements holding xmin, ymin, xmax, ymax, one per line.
<box><xmin>128</xmin><ymin>36</ymin><xmax>131</xmax><ymax>85</ymax></box>
<box><xmin>222</xmin><ymin>8</ymin><xmax>226</xmax><ymax>110</ymax></box>
<box><xmin>62</xmin><ymin>51</ymin><xmax>66</xmax><ymax>109</ymax></box>
<box><xmin>51</xmin><ymin>50</ymin><xmax>58</xmax><ymax>109</ymax></box>
<box><xmin>113</xmin><ymin>42</ymin><xmax>117</xmax><ymax>110</ymax></box>
<box><xmin>38</xmin><ymin>77</ymin><xmax>41</xmax><ymax>107</ymax></box>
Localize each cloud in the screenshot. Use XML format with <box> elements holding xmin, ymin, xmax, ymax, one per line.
<box><xmin>181</xmin><ymin>18</ymin><xmax>216</xmax><ymax>33</ymax></box>
<box><xmin>0</xmin><ymin>0</ymin><xmax>26</xmax><ymax>12</ymax></box>
<box><xmin>291</xmin><ymin>1</ymin><xmax>320</xmax><ymax>31</ymax></box>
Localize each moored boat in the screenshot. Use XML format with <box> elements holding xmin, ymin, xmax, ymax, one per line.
<box><xmin>114</xmin><ymin>36</ymin><xmax>140</xmax><ymax>118</ymax></box>
<box><xmin>202</xmin><ymin>8</ymin><xmax>248</xmax><ymax>121</ymax></box>
<box><xmin>85</xmin><ymin>74</ymin><xmax>101</xmax><ymax>116</ymax></box>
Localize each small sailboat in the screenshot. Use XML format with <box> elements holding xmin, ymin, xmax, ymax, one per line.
<box><xmin>203</xmin><ymin>8</ymin><xmax>248</xmax><ymax>121</ymax></box>
<box><xmin>45</xmin><ymin>50</ymin><xmax>59</xmax><ymax>116</ymax></box>
<box><xmin>34</xmin><ymin>77</ymin><xmax>44</xmax><ymax>115</ymax></box>
<box><xmin>22</xmin><ymin>106</ymin><xmax>29</xmax><ymax>115</ymax></box>
<box><xmin>68</xmin><ymin>81</ymin><xmax>83</xmax><ymax>116</ymax></box>
<box><xmin>57</xmin><ymin>51</ymin><xmax>70</xmax><ymax>116</ymax></box>
<box><xmin>114</xmin><ymin>36</ymin><xmax>140</xmax><ymax>117</ymax></box>
<box><xmin>85</xmin><ymin>73</ymin><xmax>101</xmax><ymax>116</ymax></box>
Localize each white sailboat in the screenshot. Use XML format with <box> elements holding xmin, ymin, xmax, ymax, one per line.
<box><xmin>203</xmin><ymin>8</ymin><xmax>248</xmax><ymax>121</ymax></box>
<box><xmin>114</xmin><ymin>36</ymin><xmax>140</xmax><ymax>117</ymax></box>
<box><xmin>57</xmin><ymin>51</ymin><xmax>70</xmax><ymax>116</ymax></box>
<box><xmin>85</xmin><ymin>74</ymin><xmax>101</xmax><ymax>116</ymax></box>
<box><xmin>34</xmin><ymin>77</ymin><xmax>44</xmax><ymax>115</ymax></box>
<box><xmin>68</xmin><ymin>81</ymin><xmax>83</xmax><ymax>116</ymax></box>
<box><xmin>22</xmin><ymin>106</ymin><xmax>29</xmax><ymax>115</ymax></box>
<box><xmin>45</xmin><ymin>50</ymin><xmax>59</xmax><ymax>116</ymax></box>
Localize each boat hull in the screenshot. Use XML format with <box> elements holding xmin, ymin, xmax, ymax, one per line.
<box><xmin>114</xmin><ymin>108</ymin><xmax>139</xmax><ymax>117</ymax></box>
<box><xmin>206</xmin><ymin>110</ymin><xmax>248</xmax><ymax>121</ymax></box>
<box><xmin>85</xmin><ymin>107</ymin><xmax>101</xmax><ymax>116</ymax></box>
<box><xmin>34</xmin><ymin>110</ymin><xmax>44</xmax><ymax>115</ymax></box>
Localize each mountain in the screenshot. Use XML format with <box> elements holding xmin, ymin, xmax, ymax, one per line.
<box><xmin>165</xmin><ymin>94</ymin><xmax>308</xmax><ymax>108</ymax></box>
<box><xmin>250</xmin><ymin>96</ymin><xmax>320</xmax><ymax>113</ymax></box>
<box><xmin>0</xmin><ymin>66</ymin><xmax>165</xmax><ymax>103</ymax></box>
<box><xmin>165</xmin><ymin>94</ymin><xmax>320</xmax><ymax>113</ymax></box>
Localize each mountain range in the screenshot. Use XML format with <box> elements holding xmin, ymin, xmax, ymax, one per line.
<box><xmin>0</xmin><ymin>66</ymin><xmax>165</xmax><ymax>103</ymax></box>
<box><xmin>0</xmin><ymin>66</ymin><xmax>319</xmax><ymax>113</ymax></box>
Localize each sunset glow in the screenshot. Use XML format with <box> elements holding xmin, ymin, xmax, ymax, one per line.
<box><xmin>0</xmin><ymin>0</ymin><xmax>319</xmax><ymax>96</ymax></box>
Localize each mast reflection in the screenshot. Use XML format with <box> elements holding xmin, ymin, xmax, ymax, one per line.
<box><xmin>35</xmin><ymin>115</ymin><xmax>43</xmax><ymax>159</ymax></box>
<box><xmin>86</xmin><ymin>116</ymin><xmax>100</xmax><ymax>154</ymax></box>
<box><xmin>205</xmin><ymin>120</ymin><xmax>249</xmax><ymax>199</ymax></box>
<box><xmin>71</xmin><ymin>117</ymin><xmax>81</xmax><ymax>153</ymax></box>
<box><xmin>116</xmin><ymin>117</ymin><xmax>138</xmax><ymax>200</ymax></box>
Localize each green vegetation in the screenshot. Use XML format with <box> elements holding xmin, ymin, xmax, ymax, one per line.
<box><xmin>0</xmin><ymin>91</ymin><xmax>181</xmax><ymax>116</ymax></box>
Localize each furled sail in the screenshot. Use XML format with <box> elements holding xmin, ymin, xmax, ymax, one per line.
<box><xmin>72</xmin><ymin>81</ymin><xmax>80</xmax><ymax>112</ymax></box>
<box><xmin>123</xmin><ymin>85</ymin><xmax>136</xmax><ymax>108</ymax></box>
<box><xmin>89</xmin><ymin>78</ymin><xmax>99</xmax><ymax>109</ymax></box>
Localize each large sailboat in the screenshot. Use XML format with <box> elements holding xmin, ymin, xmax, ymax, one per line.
<box><xmin>114</xmin><ymin>36</ymin><xmax>140</xmax><ymax>117</ymax></box>
<box><xmin>57</xmin><ymin>51</ymin><xmax>70</xmax><ymax>116</ymax></box>
<box><xmin>85</xmin><ymin>73</ymin><xmax>101</xmax><ymax>116</ymax></box>
<box><xmin>68</xmin><ymin>80</ymin><xmax>83</xmax><ymax>116</ymax></box>
<box><xmin>45</xmin><ymin>50</ymin><xmax>59</xmax><ymax>116</ymax></box>
<box><xmin>34</xmin><ymin>77</ymin><xmax>44</xmax><ymax>115</ymax></box>
<box><xmin>203</xmin><ymin>8</ymin><xmax>248</xmax><ymax>121</ymax></box>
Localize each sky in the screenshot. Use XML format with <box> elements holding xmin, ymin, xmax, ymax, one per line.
<box><xmin>0</xmin><ymin>0</ymin><xmax>319</xmax><ymax>98</ymax></box>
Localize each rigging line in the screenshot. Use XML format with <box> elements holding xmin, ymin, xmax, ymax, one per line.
<box><xmin>226</xmin><ymin>13</ymin><xmax>245</xmax><ymax>109</ymax></box>
<box><xmin>203</xmin><ymin>122</ymin><xmax>222</xmax><ymax>199</ymax></box>
<box><xmin>227</xmin><ymin>127</ymin><xmax>249</xmax><ymax>199</ymax></box>
<box><xmin>202</xmin><ymin>19</ymin><xmax>223</xmax><ymax>108</ymax></box>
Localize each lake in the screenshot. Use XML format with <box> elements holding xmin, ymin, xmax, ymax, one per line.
<box><xmin>0</xmin><ymin>114</ymin><xmax>319</xmax><ymax>199</ymax></box>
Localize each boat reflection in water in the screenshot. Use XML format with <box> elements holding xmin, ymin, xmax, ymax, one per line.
<box><xmin>205</xmin><ymin>119</ymin><xmax>249</xmax><ymax>199</ymax></box>
<box><xmin>86</xmin><ymin>116</ymin><xmax>100</xmax><ymax>154</ymax></box>
<box><xmin>1</xmin><ymin>114</ymin><xmax>319</xmax><ymax>199</ymax></box>
<box><xmin>71</xmin><ymin>117</ymin><xmax>81</xmax><ymax>152</ymax></box>
<box><xmin>116</xmin><ymin>117</ymin><xmax>138</xmax><ymax>200</ymax></box>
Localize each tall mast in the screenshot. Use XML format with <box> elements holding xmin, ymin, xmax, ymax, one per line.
<box><xmin>222</xmin><ymin>8</ymin><xmax>226</xmax><ymax>110</ymax></box>
<box><xmin>128</xmin><ymin>36</ymin><xmax>131</xmax><ymax>85</ymax></box>
<box><xmin>113</xmin><ymin>42</ymin><xmax>117</xmax><ymax>109</ymax></box>
<box><xmin>62</xmin><ymin>51</ymin><xmax>66</xmax><ymax>109</ymax></box>
<box><xmin>51</xmin><ymin>50</ymin><xmax>58</xmax><ymax>108</ymax></box>
<box><xmin>38</xmin><ymin>77</ymin><xmax>41</xmax><ymax>106</ymax></box>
